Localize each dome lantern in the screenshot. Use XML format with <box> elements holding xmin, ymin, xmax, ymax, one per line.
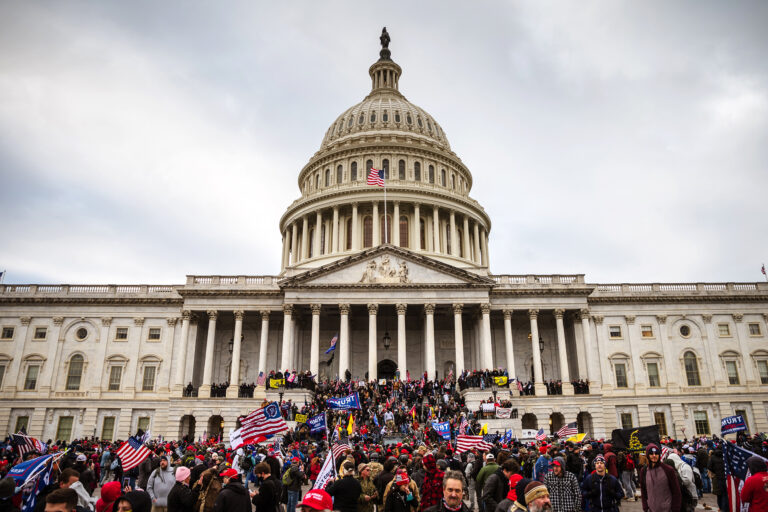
<box><xmin>369</xmin><ymin>27</ymin><xmax>401</xmax><ymax>93</ymax></box>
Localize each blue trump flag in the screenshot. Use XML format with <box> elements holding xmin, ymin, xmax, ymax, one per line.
<box><xmin>308</xmin><ymin>413</ymin><xmax>327</xmax><ymax>433</ymax></box>
<box><xmin>326</xmin><ymin>392</ymin><xmax>361</xmax><ymax>410</ymax></box>
<box><xmin>9</xmin><ymin>454</ymin><xmax>54</xmax><ymax>512</ymax></box>
<box><xmin>433</xmin><ymin>422</ymin><xmax>451</xmax><ymax>440</ymax></box>
<box><xmin>721</xmin><ymin>414</ymin><xmax>748</xmax><ymax>435</ymax></box>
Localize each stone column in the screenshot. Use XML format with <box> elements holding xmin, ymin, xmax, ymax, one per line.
<box><xmin>351</xmin><ymin>203</ymin><xmax>359</xmax><ymax>250</ymax></box>
<box><xmin>702</xmin><ymin>314</ymin><xmax>725</xmax><ymax>388</ymax></box>
<box><xmin>257</xmin><ymin>311</ymin><xmax>270</xmax><ymax>378</ymax></box>
<box><xmin>473</xmin><ymin>222</ymin><xmax>481</xmax><ymax>264</ymax></box>
<box><xmin>453</xmin><ymin>304</ymin><xmax>466</xmax><ymax>374</ymax></box>
<box><xmin>413</xmin><ymin>203</ymin><xmax>421</xmax><ymax>250</ymax></box>
<box><xmin>481</xmin><ymin>227</ymin><xmax>489</xmax><ymax>267</ymax></box>
<box><xmin>301</xmin><ymin>216</ymin><xmax>309</xmax><ymax>260</ymax></box>
<box><xmin>503</xmin><ymin>309</ymin><xmax>516</xmax><ymax>378</ymax></box>
<box><xmin>449</xmin><ymin>210</ymin><xmax>458</xmax><ymax>256</ymax></box>
<box><xmin>480</xmin><ymin>303</ymin><xmax>494</xmax><ymax>370</ymax></box>
<box><xmin>174</xmin><ymin>311</ymin><xmax>192</xmax><ymax>392</ymax></box>
<box><xmin>373</xmin><ymin>201</ymin><xmax>380</xmax><ymax>246</ymax></box>
<box><xmin>290</xmin><ymin>223</ymin><xmax>298</xmax><ymax>265</ymax></box>
<box><xmin>227</xmin><ymin>310</ymin><xmax>244</xmax><ymax>398</ymax></box>
<box><xmin>462</xmin><ymin>215</ymin><xmax>471</xmax><ymax>260</ymax></box>
<box><xmin>555</xmin><ymin>309</ymin><xmax>572</xmax><ymax>394</ymax></box>
<box><xmin>331</xmin><ymin>206</ymin><xmax>339</xmax><ymax>253</ymax></box>
<box><xmin>339</xmin><ymin>304</ymin><xmax>350</xmax><ymax>376</ymax></box>
<box><xmin>529</xmin><ymin>309</ymin><xmax>546</xmax><ymax>395</ymax></box>
<box><xmin>368</xmin><ymin>304</ymin><xmax>378</xmax><ymax>381</ymax></box>
<box><xmin>425</xmin><ymin>304</ymin><xmax>436</xmax><ymax>379</ymax></box>
<box><xmin>732</xmin><ymin>313</ymin><xmax>757</xmax><ymax>384</ymax></box>
<box><xmin>313</xmin><ymin>211</ymin><xmax>322</xmax><ymax>257</ymax></box>
<box><xmin>281</xmin><ymin>231</ymin><xmax>289</xmax><ymax>270</ymax></box>
<box><xmin>396</xmin><ymin>304</ymin><xmax>407</xmax><ymax>378</ymax></box>
<box><xmin>310</xmin><ymin>304</ymin><xmax>321</xmax><ymax>377</ymax></box>
<box><xmin>656</xmin><ymin>315</ymin><xmax>678</xmax><ymax>392</ymax></box>
<box><xmin>579</xmin><ymin>310</ymin><xmax>601</xmax><ymax>388</ymax></box>
<box><xmin>279</xmin><ymin>304</ymin><xmax>293</xmax><ymax>370</ymax></box>
<box><xmin>393</xmin><ymin>202</ymin><xmax>400</xmax><ymax>246</ymax></box>
<box><xmin>432</xmin><ymin>206</ymin><xmax>440</xmax><ymax>254</ymax></box>
<box><xmin>200</xmin><ymin>310</ymin><xmax>218</xmax><ymax>396</ymax></box>
<box><xmin>625</xmin><ymin>315</ymin><xmax>642</xmax><ymax>391</ymax></box>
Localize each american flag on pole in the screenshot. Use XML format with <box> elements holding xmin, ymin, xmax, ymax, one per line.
<box><xmin>459</xmin><ymin>416</ymin><xmax>469</xmax><ymax>435</ymax></box>
<box><xmin>240</xmin><ymin>402</ymin><xmax>288</xmax><ymax>442</ymax></box>
<box><xmin>456</xmin><ymin>435</ymin><xmax>493</xmax><ymax>453</ymax></box>
<box><xmin>331</xmin><ymin>441</ymin><xmax>351</xmax><ymax>460</ymax></box>
<box><xmin>116</xmin><ymin>435</ymin><xmax>152</xmax><ymax>471</ymax></box>
<box><xmin>556</xmin><ymin>422</ymin><xmax>578</xmax><ymax>438</ymax></box>
<box><xmin>10</xmin><ymin>433</ymin><xmax>47</xmax><ymax>456</ymax></box>
<box><xmin>724</xmin><ymin>441</ymin><xmax>767</xmax><ymax>511</ymax></box>
<box><xmin>367</xmin><ymin>168</ymin><xmax>385</xmax><ymax>187</ymax></box>
<box><xmin>535</xmin><ymin>428</ymin><xmax>547</xmax><ymax>441</ymax></box>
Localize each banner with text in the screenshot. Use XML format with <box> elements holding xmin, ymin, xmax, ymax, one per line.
<box><xmin>433</xmin><ymin>422</ymin><xmax>451</xmax><ymax>440</ymax></box>
<box><xmin>496</xmin><ymin>407</ymin><xmax>512</xmax><ymax>419</ymax></box>
<box><xmin>721</xmin><ymin>415</ymin><xmax>747</xmax><ymax>435</ymax></box>
<box><xmin>326</xmin><ymin>392</ymin><xmax>361</xmax><ymax>410</ymax></box>
<box><xmin>308</xmin><ymin>413</ymin><xmax>327</xmax><ymax>433</ymax></box>
<box><xmin>294</xmin><ymin>414</ymin><xmax>308</xmax><ymax>424</ymax></box>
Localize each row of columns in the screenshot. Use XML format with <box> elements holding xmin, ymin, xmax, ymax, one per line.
<box><xmin>281</xmin><ymin>202</ymin><xmax>490</xmax><ymax>268</ymax></box>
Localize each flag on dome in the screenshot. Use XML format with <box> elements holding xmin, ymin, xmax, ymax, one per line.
<box><xmin>367</xmin><ymin>168</ymin><xmax>385</xmax><ymax>187</ymax></box>
<box><xmin>557</xmin><ymin>422</ymin><xmax>578</xmax><ymax>438</ymax></box>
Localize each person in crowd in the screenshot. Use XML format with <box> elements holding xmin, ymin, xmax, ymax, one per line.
<box><xmin>475</xmin><ymin>453</ymin><xmax>498</xmax><ymax>506</ymax></box>
<box><xmin>357</xmin><ymin>463</ymin><xmax>378</xmax><ymax>512</ymax></box>
<box><xmin>192</xmin><ymin>469</ymin><xmax>222</xmax><ymax>512</ymax></box>
<box><xmin>113</xmin><ymin>491</ymin><xmax>152</xmax><ymax>512</ymax></box>
<box><xmin>147</xmin><ymin>456</ymin><xmax>175</xmax><ymax>512</ymax></box>
<box><xmin>95</xmin><ymin>481</ymin><xmax>122</xmax><ymax>512</ymax></box>
<box><xmin>667</xmin><ymin>453</ymin><xmax>697</xmax><ymax>510</ymax></box>
<box><xmin>423</xmin><ymin>470</ymin><xmax>469</xmax><ymax>512</ymax></box>
<box><xmin>581</xmin><ymin>455</ymin><xmax>623</xmax><ymax>512</ymax></box>
<box><xmin>707</xmin><ymin>446</ymin><xmax>728</xmax><ymax>512</ymax></box>
<box><xmin>282</xmin><ymin>457</ymin><xmax>306</xmax><ymax>512</ymax></box>
<box><xmin>212</xmin><ymin>469</ymin><xmax>249</xmax><ymax>512</ymax></box>
<box><xmin>482</xmin><ymin>459</ymin><xmax>517</xmax><ymax>512</ymax></box>
<box><xmin>385</xmin><ymin>471</ymin><xmax>419</xmax><ymax>512</ymax></box>
<box><xmin>44</xmin><ymin>489</ymin><xmax>78</xmax><ymax>512</ymax></box>
<box><xmin>167</xmin><ymin>466</ymin><xmax>194</xmax><ymax>512</ymax></box>
<box><xmin>296</xmin><ymin>490</ymin><xmax>333</xmax><ymax>512</ymax></box>
<box><xmin>543</xmin><ymin>457</ymin><xmax>580</xmax><ymax>512</ymax></box>
<box><xmin>250</xmin><ymin>462</ymin><xmax>281</xmax><ymax>512</ymax></box>
<box><xmin>419</xmin><ymin>453</ymin><xmax>444</xmax><ymax>511</ymax></box>
<box><xmin>639</xmin><ymin>444</ymin><xmax>680</xmax><ymax>512</ymax></box>
<box><xmin>741</xmin><ymin>455</ymin><xmax>768</xmax><ymax>509</ymax></box>
<box><xmin>326</xmin><ymin>461</ymin><xmax>362</xmax><ymax>512</ymax></box>
<box><xmin>523</xmin><ymin>481</ymin><xmax>552</xmax><ymax>512</ymax></box>
<box><xmin>0</xmin><ymin>476</ymin><xmax>19</xmax><ymax>512</ymax></box>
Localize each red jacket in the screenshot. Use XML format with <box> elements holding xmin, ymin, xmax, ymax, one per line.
<box><xmin>741</xmin><ymin>471</ymin><xmax>768</xmax><ymax>509</ymax></box>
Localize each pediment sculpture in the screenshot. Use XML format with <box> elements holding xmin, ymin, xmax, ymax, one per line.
<box><xmin>359</xmin><ymin>255</ymin><xmax>410</xmax><ymax>284</ymax></box>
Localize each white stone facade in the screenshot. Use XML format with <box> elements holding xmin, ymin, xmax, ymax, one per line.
<box><xmin>1</xmin><ymin>38</ymin><xmax>767</xmax><ymax>443</ymax></box>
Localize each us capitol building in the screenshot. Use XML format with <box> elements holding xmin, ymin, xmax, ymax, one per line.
<box><xmin>1</xmin><ymin>31</ymin><xmax>766</xmax><ymax>443</ymax></box>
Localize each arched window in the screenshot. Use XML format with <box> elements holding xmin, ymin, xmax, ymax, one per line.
<box><xmin>451</xmin><ymin>174</ymin><xmax>455</xmax><ymax>189</ymax></box>
<box><xmin>395</xmin><ymin>111</ymin><xmax>401</xmax><ymax>123</ymax></box>
<box><xmin>370</xmin><ymin>111</ymin><xmax>376</xmax><ymax>123</ymax></box>
<box><xmin>320</xmin><ymin>224</ymin><xmax>326</xmax><ymax>255</ymax></box>
<box><xmin>324</xmin><ymin>169</ymin><xmax>330</xmax><ymax>187</ymax></box>
<box><xmin>358</xmin><ymin>113</ymin><xmax>364</xmax><ymax>125</ymax></box>
<box><xmin>441</xmin><ymin>169</ymin><xmax>446</xmax><ymax>186</ymax></box>
<box><xmin>414</xmin><ymin>162</ymin><xmax>421</xmax><ymax>181</ymax></box>
<box><xmin>684</xmin><ymin>351</ymin><xmax>701</xmax><ymax>386</ymax></box>
<box><xmin>382</xmin><ymin>159</ymin><xmax>390</xmax><ymax>179</ymax></box>
<box><xmin>363</xmin><ymin>216</ymin><xmax>373</xmax><ymax>248</ymax></box>
<box><xmin>406</xmin><ymin>113</ymin><xmax>412</xmax><ymax>125</ymax></box>
<box><xmin>66</xmin><ymin>354</ymin><xmax>84</xmax><ymax>390</ymax></box>
<box><xmin>420</xmin><ymin>219</ymin><xmax>426</xmax><ymax>250</ymax></box>
<box><xmin>351</xmin><ymin>162</ymin><xmax>358</xmax><ymax>181</ymax></box>
<box><xmin>398</xmin><ymin>160</ymin><xmax>405</xmax><ymax>180</ymax></box>
<box><xmin>399</xmin><ymin>216</ymin><xmax>409</xmax><ymax>248</ymax></box>
<box><xmin>315</xmin><ymin>174</ymin><xmax>320</xmax><ymax>190</ymax></box>
<box><xmin>347</xmin><ymin>116</ymin><xmax>353</xmax><ymax>128</ymax></box>
<box><xmin>308</xmin><ymin>228</ymin><xmax>315</xmax><ymax>258</ymax></box>
<box><xmin>336</xmin><ymin>165</ymin><xmax>343</xmax><ymax>184</ymax></box>
<box><xmin>346</xmin><ymin>218</ymin><xmax>353</xmax><ymax>250</ymax></box>
<box><xmin>382</xmin><ymin>110</ymin><xmax>389</xmax><ymax>122</ymax></box>
<box><xmin>428</xmin><ymin>165</ymin><xmax>435</xmax><ymax>184</ymax></box>
<box><xmin>366</xmin><ymin>160</ymin><xmax>373</xmax><ymax>172</ymax></box>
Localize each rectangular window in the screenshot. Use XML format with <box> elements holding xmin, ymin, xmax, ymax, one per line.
<box><xmin>647</xmin><ymin>362</ymin><xmax>660</xmax><ymax>387</ymax></box>
<box><xmin>147</xmin><ymin>328</ymin><xmax>161</xmax><ymax>341</ymax></box>
<box><xmin>137</xmin><ymin>417</ymin><xmax>150</xmax><ymax>432</ymax></box>
<box><xmin>748</xmin><ymin>323</ymin><xmax>762</xmax><ymax>336</ymax></box>
<box><xmin>694</xmin><ymin>411</ymin><xmax>710</xmax><ymax>435</ymax></box>
<box><xmin>14</xmin><ymin>416</ymin><xmax>29</xmax><ymax>433</ymax></box>
<box><xmin>115</xmin><ymin>327</ymin><xmax>128</xmax><ymax>341</ymax></box>
<box><xmin>142</xmin><ymin>366</ymin><xmax>156</xmax><ymax>391</ymax></box>
<box><xmin>615</xmin><ymin>363</ymin><xmax>628</xmax><ymax>388</ymax></box>
<box><xmin>609</xmin><ymin>326</ymin><xmax>622</xmax><ymax>339</ymax></box>
<box><xmin>734</xmin><ymin>409</ymin><xmax>749</xmax><ymax>433</ymax></box>
<box><xmin>1</xmin><ymin>327</ymin><xmax>14</xmax><ymax>340</ymax></box>
<box><xmin>620</xmin><ymin>413</ymin><xmax>633</xmax><ymax>429</ymax></box>
<box><xmin>24</xmin><ymin>365</ymin><xmax>39</xmax><ymax>390</ymax></box>
<box><xmin>641</xmin><ymin>325</ymin><xmax>654</xmax><ymax>338</ymax></box>
<box><xmin>718</xmin><ymin>323</ymin><xmax>731</xmax><ymax>337</ymax></box>
<box><xmin>758</xmin><ymin>360</ymin><xmax>768</xmax><ymax>384</ymax></box>
<box><xmin>33</xmin><ymin>327</ymin><xmax>47</xmax><ymax>340</ymax></box>
<box><xmin>726</xmin><ymin>361</ymin><xmax>740</xmax><ymax>385</ymax></box>
<box><xmin>56</xmin><ymin>416</ymin><xmax>74</xmax><ymax>441</ymax></box>
<box><xmin>108</xmin><ymin>366</ymin><xmax>122</xmax><ymax>391</ymax></box>
<box><xmin>654</xmin><ymin>412</ymin><xmax>668</xmax><ymax>436</ymax></box>
<box><xmin>101</xmin><ymin>417</ymin><xmax>115</xmax><ymax>441</ymax></box>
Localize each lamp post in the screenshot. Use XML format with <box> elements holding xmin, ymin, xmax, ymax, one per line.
<box><xmin>382</xmin><ymin>331</ymin><xmax>391</xmax><ymax>350</ymax></box>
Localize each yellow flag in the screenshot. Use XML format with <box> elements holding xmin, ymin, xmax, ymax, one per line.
<box><xmin>493</xmin><ymin>376</ymin><xmax>508</xmax><ymax>386</ymax></box>
<box><xmin>566</xmin><ymin>433</ymin><xmax>586</xmax><ymax>443</ymax></box>
<box><xmin>347</xmin><ymin>414</ymin><xmax>355</xmax><ymax>435</ymax></box>
<box><xmin>294</xmin><ymin>414</ymin><xmax>308</xmax><ymax>424</ymax></box>
<box><xmin>269</xmin><ymin>378</ymin><xmax>285</xmax><ymax>389</ymax></box>
<box><xmin>480</xmin><ymin>423</ymin><xmax>488</xmax><ymax>435</ymax></box>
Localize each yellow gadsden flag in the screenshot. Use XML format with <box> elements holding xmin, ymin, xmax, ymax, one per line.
<box><xmin>493</xmin><ymin>376</ymin><xmax>508</xmax><ymax>386</ymax></box>
<box><xmin>347</xmin><ymin>414</ymin><xmax>355</xmax><ymax>435</ymax></box>
<box><xmin>566</xmin><ymin>433</ymin><xmax>587</xmax><ymax>443</ymax></box>
<box><xmin>269</xmin><ymin>378</ymin><xmax>285</xmax><ymax>389</ymax></box>
<box><xmin>480</xmin><ymin>423</ymin><xmax>488</xmax><ymax>435</ymax></box>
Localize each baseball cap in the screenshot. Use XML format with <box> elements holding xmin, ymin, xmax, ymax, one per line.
<box><xmin>485</xmin><ymin>453</ymin><xmax>495</xmax><ymax>460</ymax></box>
<box><xmin>297</xmin><ymin>490</ymin><xmax>333</xmax><ymax>511</ymax></box>
<box><xmin>219</xmin><ymin>468</ymin><xmax>238</xmax><ymax>478</ymax></box>
<box><xmin>394</xmin><ymin>472</ymin><xmax>410</xmax><ymax>485</ymax></box>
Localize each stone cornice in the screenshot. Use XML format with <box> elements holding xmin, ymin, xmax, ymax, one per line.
<box><xmin>491</xmin><ymin>287</ymin><xmax>595</xmax><ymax>298</ymax></box>
<box><xmin>588</xmin><ymin>294</ymin><xmax>768</xmax><ymax>305</ymax></box>
<box><xmin>0</xmin><ymin>297</ymin><xmax>183</xmax><ymax>306</ymax></box>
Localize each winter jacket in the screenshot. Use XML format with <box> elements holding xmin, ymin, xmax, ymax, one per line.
<box><xmin>640</xmin><ymin>460</ymin><xmax>681</xmax><ymax>512</ymax></box>
<box><xmin>167</xmin><ymin>482</ymin><xmax>195</xmax><ymax>512</ymax></box>
<box><xmin>603</xmin><ymin>445</ymin><xmax>619</xmax><ymax>478</ymax></box>
<box><xmin>384</xmin><ymin>486</ymin><xmax>418</xmax><ymax>512</ymax></box>
<box><xmin>423</xmin><ymin>501</ymin><xmax>471</xmax><ymax>512</ymax></box>
<box><xmin>581</xmin><ymin>471</ymin><xmax>623</xmax><ymax>512</ymax></box>
<box><xmin>212</xmin><ymin>479</ymin><xmax>251</xmax><ymax>512</ymax></box>
<box><xmin>475</xmin><ymin>463</ymin><xmax>499</xmax><ymax>494</ymax></box>
<box><xmin>327</xmin><ymin>475</ymin><xmax>363</xmax><ymax>512</ymax></box>
<box><xmin>251</xmin><ymin>474</ymin><xmax>281</xmax><ymax>512</ymax></box>
<box><xmin>481</xmin><ymin>469</ymin><xmax>508</xmax><ymax>512</ymax></box>
<box><xmin>69</xmin><ymin>481</ymin><xmax>97</xmax><ymax>511</ymax></box>
<box><xmin>668</xmin><ymin>454</ymin><xmax>697</xmax><ymax>501</ymax></box>
<box><xmin>358</xmin><ymin>476</ymin><xmax>378</xmax><ymax>512</ymax></box>
<box><xmin>147</xmin><ymin>465</ymin><xmax>176</xmax><ymax>506</ymax></box>
<box><xmin>544</xmin><ymin>470</ymin><xmax>581</xmax><ymax>512</ymax></box>
<box><xmin>282</xmin><ymin>465</ymin><xmax>305</xmax><ymax>493</ymax></box>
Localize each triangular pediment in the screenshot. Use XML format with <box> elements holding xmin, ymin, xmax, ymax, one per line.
<box><xmin>279</xmin><ymin>245</ymin><xmax>494</xmax><ymax>288</ymax></box>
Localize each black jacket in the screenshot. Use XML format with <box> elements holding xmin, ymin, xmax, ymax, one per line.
<box><xmin>424</xmin><ymin>501</ymin><xmax>471</xmax><ymax>512</ymax></box>
<box><xmin>212</xmin><ymin>479</ymin><xmax>251</xmax><ymax>512</ymax></box>
<box><xmin>251</xmin><ymin>475</ymin><xmax>281</xmax><ymax>512</ymax></box>
<box><xmin>482</xmin><ymin>469</ymin><xmax>509</xmax><ymax>512</ymax></box>
<box><xmin>327</xmin><ymin>475</ymin><xmax>363</xmax><ymax>512</ymax></box>
<box><xmin>167</xmin><ymin>482</ymin><xmax>195</xmax><ymax>512</ymax></box>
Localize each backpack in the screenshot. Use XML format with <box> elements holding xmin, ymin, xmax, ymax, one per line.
<box><xmin>675</xmin><ymin>471</ymin><xmax>695</xmax><ymax>512</ymax></box>
<box><xmin>692</xmin><ymin>467</ymin><xmax>703</xmax><ymax>491</ymax></box>
<box><xmin>282</xmin><ymin>468</ymin><xmax>294</xmax><ymax>486</ymax></box>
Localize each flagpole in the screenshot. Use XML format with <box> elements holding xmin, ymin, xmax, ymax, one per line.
<box><xmin>384</xmin><ymin>179</ymin><xmax>388</xmax><ymax>244</ymax></box>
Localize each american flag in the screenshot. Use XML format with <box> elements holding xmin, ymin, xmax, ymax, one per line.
<box><xmin>325</xmin><ymin>333</ymin><xmax>338</xmax><ymax>354</ymax></box>
<box><xmin>660</xmin><ymin>445</ymin><xmax>671</xmax><ymax>460</ymax></box>
<box><xmin>557</xmin><ymin>422</ymin><xmax>578</xmax><ymax>438</ymax></box>
<box><xmin>10</xmin><ymin>433</ymin><xmax>47</xmax><ymax>456</ymax></box>
<box><xmin>367</xmin><ymin>168</ymin><xmax>385</xmax><ymax>187</ymax></box>
<box><xmin>116</xmin><ymin>436</ymin><xmax>152</xmax><ymax>471</ymax></box>
<box><xmin>257</xmin><ymin>372</ymin><xmax>266</xmax><ymax>386</ymax></box>
<box><xmin>724</xmin><ymin>442</ymin><xmax>767</xmax><ymax>511</ymax></box>
<box><xmin>459</xmin><ymin>416</ymin><xmax>469</xmax><ymax>435</ymax></box>
<box><xmin>241</xmin><ymin>402</ymin><xmax>288</xmax><ymax>442</ymax></box>
<box><xmin>456</xmin><ymin>434</ymin><xmax>493</xmax><ymax>454</ymax></box>
<box><xmin>331</xmin><ymin>441</ymin><xmax>351</xmax><ymax>460</ymax></box>
<box><xmin>535</xmin><ymin>428</ymin><xmax>547</xmax><ymax>441</ymax></box>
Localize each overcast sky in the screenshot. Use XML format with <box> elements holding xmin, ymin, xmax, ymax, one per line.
<box><xmin>1</xmin><ymin>1</ymin><xmax>766</xmax><ymax>285</ymax></box>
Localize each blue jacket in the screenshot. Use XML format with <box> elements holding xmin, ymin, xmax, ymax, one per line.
<box><xmin>581</xmin><ymin>471</ymin><xmax>623</xmax><ymax>512</ymax></box>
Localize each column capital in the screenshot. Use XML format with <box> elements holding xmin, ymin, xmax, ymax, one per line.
<box><xmin>190</xmin><ymin>313</ymin><xmax>198</xmax><ymax>324</ymax></box>
<box><xmin>282</xmin><ymin>304</ymin><xmax>293</xmax><ymax>316</ymax></box>
<box><xmin>656</xmin><ymin>314</ymin><xmax>667</xmax><ymax>324</ymax></box>
<box><xmin>333</xmin><ymin>205</ymin><xmax>339</xmax><ymax>212</ymax></box>
<box><xmin>181</xmin><ymin>310</ymin><xmax>192</xmax><ymax>320</ymax></box>
<box><xmin>732</xmin><ymin>313</ymin><xmax>743</xmax><ymax>323</ymax></box>
<box><xmin>134</xmin><ymin>317</ymin><xmax>145</xmax><ymax>326</ymax></box>
<box><xmin>413</xmin><ymin>202</ymin><xmax>420</xmax><ymax>209</ymax></box>
<box><xmin>259</xmin><ymin>310</ymin><xmax>271</xmax><ymax>322</ymax></box>
<box><xmin>393</xmin><ymin>200</ymin><xmax>400</xmax><ymax>206</ymax></box>
<box><xmin>167</xmin><ymin>317</ymin><xmax>179</xmax><ymax>327</ymax></box>
<box><xmin>54</xmin><ymin>317</ymin><xmax>65</xmax><ymax>326</ymax></box>
<box><xmin>339</xmin><ymin>303</ymin><xmax>350</xmax><ymax>315</ymax></box>
<box><xmin>579</xmin><ymin>308</ymin><xmax>590</xmax><ymax>319</ymax></box>
<box><xmin>310</xmin><ymin>304</ymin><xmax>322</xmax><ymax>315</ymax></box>
<box><xmin>424</xmin><ymin>303</ymin><xmax>436</xmax><ymax>315</ymax></box>
<box><xmin>352</xmin><ymin>202</ymin><xmax>359</xmax><ymax>208</ymax></box>
<box><xmin>453</xmin><ymin>303</ymin><xmax>464</xmax><ymax>315</ymax></box>
<box><xmin>396</xmin><ymin>303</ymin><xmax>408</xmax><ymax>315</ymax></box>
<box><xmin>502</xmin><ymin>308</ymin><xmax>513</xmax><ymax>320</ymax></box>
<box><xmin>480</xmin><ymin>303</ymin><xmax>491</xmax><ymax>315</ymax></box>
<box><xmin>625</xmin><ymin>315</ymin><xmax>635</xmax><ymax>324</ymax></box>
<box><xmin>206</xmin><ymin>310</ymin><xmax>218</xmax><ymax>321</ymax></box>
<box><xmin>20</xmin><ymin>316</ymin><xmax>31</xmax><ymax>326</ymax></box>
<box><xmin>593</xmin><ymin>315</ymin><xmax>604</xmax><ymax>325</ymax></box>
<box><xmin>234</xmin><ymin>310</ymin><xmax>245</xmax><ymax>321</ymax></box>
<box><xmin>701</xmin><ymin>314</ymin><xmax>712</xmax><ymax>324</ymax></box>
<box><xmin>368</xmin><ymin>303</ymin><xmax>379</xmax><ymax>315</ymax></box>
<box><xmin>528</xmin><ymin>308</ymin><xmax>539</xmax><ymax>320</ymax></box>
<box><xmin>554</xmin><ymin>309</ymin><xmax>565</xmax><ymax>319</ymax></box>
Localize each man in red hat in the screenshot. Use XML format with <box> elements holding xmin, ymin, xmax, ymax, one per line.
<box><xmin>213</xmin><ymin>469</ymin><xmax>249</xmax><ymax>512</ymax></box>
<box><xmin>297</xmin><ymin>490</ymin><xmax>332</xmax><ymax>512</ymax></box>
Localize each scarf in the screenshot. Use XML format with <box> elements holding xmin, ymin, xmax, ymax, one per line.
<box><xmin>441</xmin><ymin>498</ymin><xmax>463</xmax><ymax>512</ymax></box>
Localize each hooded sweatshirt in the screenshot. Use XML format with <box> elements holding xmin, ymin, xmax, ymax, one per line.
<box><xmin>147</xmin><ymin>463</ymin><xmax>176</xmax><ymax>506</ymax></box>
<box><xmin>640</xmin><ymin>444</ymin><xmax>681</xmax><ymax>512</ymax></box>
<box><xmin>741</xmin><ymin>455</ymin><xmax>768</xmax><ymax>509</ymax></box>
<box><xmin>667</xmin><ymin>453</ymin><xmax>697</xmax><ymax>500</ymax></box>
<box><xmin>96</xmin><ymin>481</ymin><xmax>123</xmax><ymax>512</ymax></box>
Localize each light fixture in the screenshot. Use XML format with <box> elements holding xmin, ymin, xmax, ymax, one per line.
<box><xmin>382</xmin><ymin>331</ymin><xmax>391</xmax><ymax>350</ymax></box>
<box><xmin>228</xmin><ymin>338</ymin><xmax>234</xmax><ymax>354</ymax></box>
<box><xmin>539</xmin><ymin>338</ymin><xmax>544</xmax><ymax>352</ymax></box>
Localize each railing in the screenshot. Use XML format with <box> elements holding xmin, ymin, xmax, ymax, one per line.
<box><xmin>187</xmin><ymin>275</ymin><xmax>278</xmax><ymax>287</ymax></box>
<box><xmin>593</xmin><ymin>282</ymin><xmax>768</xmax><ymax>294</ymax></box>
<box><xmin>491</xmin><ymin>274</ymin><xmax>586</xmax><ymax>285</ymax></box>
<box><xmin>1</xmin><ymin>284</ymin><xmax>181</xmax><ymax>297</ymax></box>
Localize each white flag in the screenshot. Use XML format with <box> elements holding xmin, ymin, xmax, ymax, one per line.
<box><xmin>229</xmin><ymin>428</ymin><xmax>244</xmax><ymax>450</ymax></box>
<box><xmin>312</xmin><ymin>450</ymin><xmax>338</xmax><ymax>490</ymax></box>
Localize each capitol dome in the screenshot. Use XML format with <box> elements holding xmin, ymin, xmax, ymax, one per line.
<box><xmin>279</xmin><ymin>30</ymin><xmax>491</xmax><ymax>275</ymax></box>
